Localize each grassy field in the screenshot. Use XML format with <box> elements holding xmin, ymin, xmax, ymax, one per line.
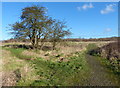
<box><xmin>1</xmin><ymin>41</ymin><xmax>120</xmax><ymax>86</ymax></box>
<box><xmin>1</xmin><ymin>42</ymin><xmax>90</xmax><ymax>86</ymax></box>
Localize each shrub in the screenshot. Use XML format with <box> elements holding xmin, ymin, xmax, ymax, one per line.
<box><xmin>86</xmin><ymin>43</ymin><xmax>98</xmax><ymax>51</ymax></box>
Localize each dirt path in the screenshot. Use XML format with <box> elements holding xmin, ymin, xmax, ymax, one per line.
<box><xmin>84</xmin><ymin>54</ymin><xmax>120</xmax><ymax>86</ymax></box>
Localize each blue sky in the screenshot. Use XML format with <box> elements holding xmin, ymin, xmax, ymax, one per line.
<box><xmin>1</xmin><ymin>2</ymin><xmax>118</xmax><ymax>40</ymax></box>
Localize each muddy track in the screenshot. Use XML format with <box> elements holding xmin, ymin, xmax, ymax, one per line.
<box><xmin>84</xmin><ymin>54</ymin><xmax>120</xmax><ymax>86</ymax></box>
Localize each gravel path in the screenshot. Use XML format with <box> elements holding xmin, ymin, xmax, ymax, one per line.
<box><xmin>84</xmin><ymin>54</ymin><xmax>120</xmax><ymax>86</ymax></box>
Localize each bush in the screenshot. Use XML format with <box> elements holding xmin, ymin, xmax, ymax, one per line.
<box><xmin>86</xmin><ymin>43</ymin><xmax>99</xmax><ymax>56</ymax></box>
<box><xmin>86</xmin><ymin>43</ymin><xmax>98</xmax><ymax>51</ymax></box>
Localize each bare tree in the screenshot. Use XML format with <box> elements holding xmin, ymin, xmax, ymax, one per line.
<box><xmin>10</xmin><ymin>5</ymin><xmax>72</xmax><ymax>50</ymax></box>
<box><xmin>10</xmin><ymin>5</ymin><xmax>53</xmax><ymax>49</ymax></box>
<box><xmin>49</xmin><ymin>20</ymin><xmax>71</xmax><ymax>50</ymax></box>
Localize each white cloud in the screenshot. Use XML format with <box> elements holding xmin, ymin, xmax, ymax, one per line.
<box><xmin>101</xmin><ymin>4</ymin><xmax>116</xmax><ymax>14</ymax></box>
<box><xmin>77</xmin><ymin>7</ymin><xmax>81</xmax><ymax>11</ymax></box>
<box><xmin>77</xmin><ymin>3</ymin><xmax>94</xmax><ymax>11</ymax></box>
<box><xmin>105</xmin><ymin>28</ymin><xmax>112</xmax><ymax>32</ymax></box>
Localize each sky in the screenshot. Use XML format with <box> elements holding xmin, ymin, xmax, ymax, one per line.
<box><xmin>1</xmin><ymin>2</ymin><xmax>118</xmax><ymax>40</ymax></box>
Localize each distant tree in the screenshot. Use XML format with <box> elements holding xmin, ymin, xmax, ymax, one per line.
<box><xmin>49</xmin><ymin>20</ymin><xmax>71</xmax><ymax>50</ymax></box>
<box><xmin>10</xmin><ymin>5</ymin><xmax>53</xmax><ymax>49</ymax></box>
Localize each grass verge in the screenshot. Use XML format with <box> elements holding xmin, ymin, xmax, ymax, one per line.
<box><xmin>96</xmin><ymin>56</ymin><xmax>120</xmax><ymax>78</ymax></box>
<box><xmin>3</xmin><ymin>47</ymin><xmax>90</xmax><ymax>86</ymax></box>
<box><xmin>30</xmin><ymin>52</ymin><xmax>90</xmax><ymax>86</ymax></box>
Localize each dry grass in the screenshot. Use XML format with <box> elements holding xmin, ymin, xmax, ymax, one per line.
<box><xmin>2</xmin><ymin>49</ymin><xmax>39</xmax><ymax>86</ymax></box>
<box><xmin>20</xmin><ymin>41</ymin><xmax>111</xmax><ymax>62</ymax></box>
<box><xmin>21</xmin><ymin>42</ymin><xmax>87</xmax><ymax>61</ymax></box>
<box><xmin>2</xmin><ymin>50</ymin><xmax>19</xmax><ymax>86</ymax></box>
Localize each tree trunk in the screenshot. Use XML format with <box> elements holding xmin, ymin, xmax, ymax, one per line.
<box><xmin>53</xmin><ymin>40</ymin><xmax>56</xmax><ymax>50</ymax></box>
<box><xmin>31</xmin><ymin>29</ymin><xmax>38</xmax><ymax>49</ymax></box>
<box><xmin>34</xmin><ymin>35</ymin><xmax>38</xmax><ymax>49</ymax></box>
<box><xmin>32</xmin><ymin>38</ymin><xmax>35</xmax><ymax>49</ymax></box>
<box><xmin>36</xmin><ymin>37</ymin><xmax>39</xmax><ymax>49</ymax></box>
